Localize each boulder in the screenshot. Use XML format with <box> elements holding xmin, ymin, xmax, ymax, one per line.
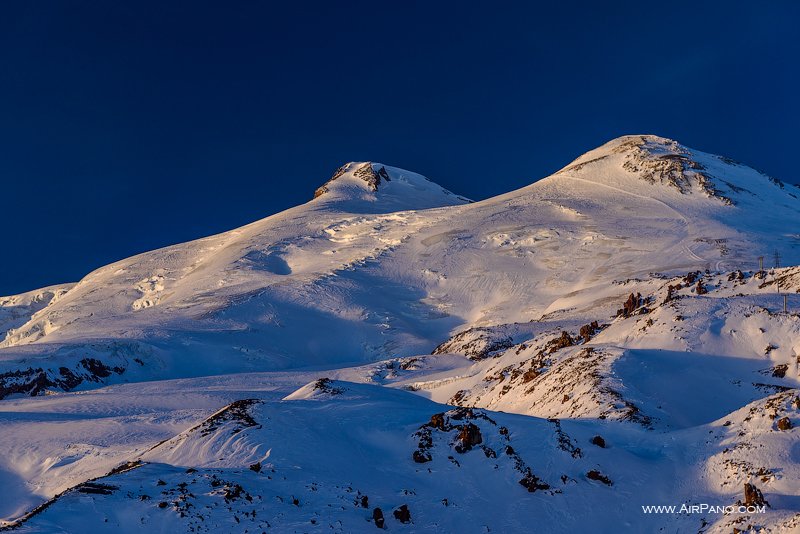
<box><xmin>743</xmin><ymin>482</ymin><xmax>769</xmax><ymax>507</ymax></box>
<box><xmin>393</xmin><ymin>504</ymin><xmax>411</xmax><ymax>523</ymax></box>
<box><xmin>590</xmin><ymin>435</ymin><xmax>606</xmax><ymax>448</ymax></box>
<box><xmin>454</xmin><ymin>423</ymin><xmax>483</xmax><ymax>453</ymax></box>
<box><xmin>776</xmin><ymin>417</ymin><xmax>792</xmax><ymax>431</ymax></box>
<box><xmin>412</xmin><ymin>450</ymin><xmax>432</xmax><ymax>463</ymax></box>
<box><xmin>429</xmin><ymin>413</ymin><xmax>447</xmax><ymax>430</ymax></box>
<box><xmin>586</xmin><ymin>470</ymin><xmax>613</xmax><ymax>486</ymax></box>
<box><xmin>372</xmin><ymin>507</ymin><xmax>385</xmax><ymax>528</ymax></box>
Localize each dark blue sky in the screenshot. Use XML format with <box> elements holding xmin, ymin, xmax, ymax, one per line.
<box><xmin>1</xmin><ymin>2</ymin><xmax>798</xmax><ymax>295</ymax></box>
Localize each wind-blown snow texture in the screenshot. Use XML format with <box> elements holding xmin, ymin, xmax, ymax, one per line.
<box><xmin>1</xmin><ymin>137</ymin><xmax>799</xmax><ymax>533</ymax></box>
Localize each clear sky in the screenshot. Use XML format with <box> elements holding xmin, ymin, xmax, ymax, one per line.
<box><xmin>1</xmin><ymin>1</ymin><xmax>798</xmax><ymax>295</ymax></box>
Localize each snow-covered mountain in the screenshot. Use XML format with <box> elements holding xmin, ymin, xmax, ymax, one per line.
<box><xmin>1</xmin><ymin>135</ymin><xmax>798</xmax><ymax>533</ymax></box>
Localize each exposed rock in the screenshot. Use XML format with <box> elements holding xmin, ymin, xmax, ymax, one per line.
<box><xmin>199</xmin><ymin>399</ymin><xmax>261</xmax><ymax>437</ymax></box>
<box><xmin>743</xmin><ymin>482</ymin><xmax>769</xmax><ymax>507</ymax></box>
<box><xmin>548</xmin><ymin>331</ymin><xmax>574</xmax><ymax>353</ymax></box>
<box><xmin>432</xmin><ymin>327</ymin><xmax>515</xmax><ymax>360</ymax></box>
<box><xmin>519</xmin><ymin>471</ymin><xmax>550</xmax><ymax>492</ymax></box>
<box><xmin>429</xmin><ymin>413</ymin><xmax>447</xmax><ymax>430</ymax></box>
<box><xmin>521</xmin><ymin>368</ymin><xmax>540</xmax><ymax>383</ymax></box>
<box><xmin>772</xmin><ymin>364</ymin><xmax>788</xmax><ymax>378</ymax></box>
<box><xmin>393</xmin><ymin>504</ymin><xmax>411</xmax><ymax>523</ymax></box>
<box><xmin>617</xmin><ymin>293</ymin><xmax>644</xmax><ymax>318</ymax></box>
<box><xmin>695</xmin><ymin>280</ymin><xmax>707</xmax><ymax>295</ymax></box>
<box><xmin>590</xmin><ymin>435</ymin><xmax>606</xmax><ymax>448</ymax></box>
<box><xmin>398</xmin><ymin>358</ymin><xmax>421</xmax><ymax>371</ymax></box>
<box><xmin>312</xmin><ymin>163</ymin><xmax>391</xmax><ymax>199</ymax></box>
<box><xmin>0</xmin><ymin>360</ymin><xmax>126</xmax><ymax>399</ymax></box>
<box><xmin>312</xmin><ymin>377</ymin><xmax>344</xmax><ymax>395</ymax></box>
<box><xmin>454</xmin><ymin>423</ymin><xmax>483</xmax><ymax>453</ymax></box>
<box><xmin>354</xmin><ymin>163</ymin><xmax>386</xmax><ymax>191</ymax></box>
<box><xmin>579</xmin><ymin>321</ymin><xmax>600</xmax><ymax>343</ymax></box>
<box><xmin>75</xmin><ymin>482</ymin><xmax>117</xmax><ymax>495</ymax></box>
<box><xmin>79</xmin><ymin>358</ymin><xmax>121</xmax><ymax>378</ymax></box>
<box><xmin>412</xmin><ymin>450</ymin><xmax>432</xmax><ymax>463</ymax></box>
<box><xmin>248</xmin><ymin>462</ymin><xmax>261</xmax><ymax>473</ymax></box>
<box><xmin>449</xmin><ymin>390</ymin><xmax>467</xmax><ymax>405</ymax></box>
<box><xmin>107</xmin><ymin>461</ymin><xmax>142</xmax><ymax>476</ymax></box>
<box><xmin>372</xmin><ymin>507</ymin><xmax>385</xmax><ymax>528</ymax></box>
<box><xmin>549</xmin><ymin>418</ymin><xmax>582</xmax><ymax>458</ymax></box>
<box><xmin>376</xmin><ymin>166</ymin><xmax>391</xmax><ymax>183</ymax></box>
<box><xmin>728</xmin><ymin>270</ymin><xmax>745</xmax><ymax>282</ymax></box>
<box><xmin>685</xmin><ymin>271</ymin><xmax>700</xmax><ymax>285</ymax></box>
<box><xmin>586</xmin><ymin>470</ymin><xmax>613</xmax><ymax>486</ymax></box>
<box><xmin>776</xmin><ymin>417</ymin><xmax>792</xmax><ymax>431</ymax></box>
<box><xmin>313</xmin><ymin>164</ymin><xmax>349</xmax><ymax>198</ymax></box>
<box><xmin>665</xmin><ymin>283</ymin><xmax>682</xmax><ymax>303</ymax></box>
<box><xmin>615</xmin><ymin>136</ymin><xmax>733</xmax><ymax>204</ymax></box>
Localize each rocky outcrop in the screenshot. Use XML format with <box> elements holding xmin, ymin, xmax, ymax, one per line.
<box><xmin>579</xmin><ymin>321</ymin><xmax>601</xmax><ymax>343</ymax></box>
<box><xmin>429</xmin><ymin>413</ymin><xmax>447</xmax><ymax>430</ymax></box>
<box><xmin>198</xmin><ymin>399</ymin><xmax>261</xmax><ymax>437</ymax></box>
<box><xmin>772</xmin><ymin>364</ymin><xmax>788</xmax><ymax>378</ymax></box>
<box><xmin>412</xmin><ymin>450</ymin><xmax>432</xmax><ymax>463</ymax></box>
<box><xmin>454</xmin><ymin>423</ymin><xmax>483</xmax><ymax>453</ymax></box>
<box><xmin>0</xmin><ymin>358</ymin><xmax>125</xmax><ymax>399</ymax></box>
<box><xmin>695</xmin><ymin>280</ymin><xmax>707</xmax><ymax>295</ymax></box>
<box><xmin>354</xmin><ymin>163</ymin><xmax>390</xmax><ymax>191</ymax></box>
<box><xmin>743</xmin><ymin>482</ymin><xmax>769</xmax><ymax>507</ymax></box>
<box><xmin>393</xmin><ymin>504</ymin><xmax>411</xmax><ymax>523</ymax></box>
<box><xmin>519</xmin><ymin>472</ymin><xmax>550</xmax><ymax>492</ymax></box>
<box><xmin>312</xmin><ymin>377</ymin><xmax>344</xmax><ymax>395</ymax></box>
<box><xmin>590</xmin><ymin>435</ymin><xmax>606</xmax><ymax>448</ymax></box>
<box><xmin>547</xmin><ymin>331</ymin><xmax>574</xmax><ymax>353</ymax></box>
<box><xmin>617</xmin><ymin>293</ymin><xmax>645</xmax><ymax>318</ymax></box>
<box><xmin>313</xmin><ymin>163</ymin><xmax>391</xmax><ymax>199</ymax></box>
<box><xmin>586</xmin><ymin>470</ymin><xmax>613</xmax><ymax>486</ymax></box>
<box><xmin>549</xmin><ymin>418</ymin><xmax>582</xmax><ymax>458</ymax></box>
<box><xmin>616</xmin><ymin>136</ymin><xmax>734</xmax><ymax>204</ymax></box>
<box><xmin>313</xmin><ymin>164</ymin><xmax>350</xmax><ymax>198</ymax></box>
<box><xmin>432</xmin><ymin>326</ymin><xmax>515</xmax><ymax>360</ymax></box>
<box><xmin>372</xmin><ymin>507</ymin><xmax>385</xmax><ymax>528</ymax></box>
<box><xmin>411</xmin><ymin>408</ymin><xmax>554</xmax><ymax>495</ymax></box>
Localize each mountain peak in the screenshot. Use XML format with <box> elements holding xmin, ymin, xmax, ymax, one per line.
<box><xmin>312</xmin><ymin>161</ymin><xmax>471</xmax><ymax>211</ymax></box>
<box><xmin>313</xmin><ymin>162</ymin><xmax>389</xmax><ymax>199</ymax></box>
<box><xmin>560</xmin><ymin>134</ymin><xmax>692</xmax><ymax>175</ymax></box>
<box><xmin>556</xmin><ymin>134</ymin><xmax>797</xmax><ymax>207</ymax></box>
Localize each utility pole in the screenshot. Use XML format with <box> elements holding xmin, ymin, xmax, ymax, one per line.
<box><xmin>784</xmin><ymin>294</ymin><xmax>788</xmax><ymax>314</ymax></box>
<box><xmin>758</xmin><ymin>256</ymin><xmax>764</xmax><ymax>272</ymax></box>
<box><xmin>774</xmin><ymin>250</ymin><xmax>781</xmax><ymax>269</ymax></box>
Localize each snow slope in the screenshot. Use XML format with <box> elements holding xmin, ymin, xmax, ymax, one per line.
<box><xmin>1</xmin><ymin>136</ymin><xmax>799</xmax><ymax>532</ymax></box>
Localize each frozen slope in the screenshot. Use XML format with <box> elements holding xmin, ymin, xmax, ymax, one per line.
<box><xmin>2</xmin><ymin>374</ymin><xmax>798</xmax><ymax>533</ymax></box>
<box><xmin>0</xmin><ymin>135</ymin><xmax>799</xmax><ymax>532</ymax></box>
<box><xmin>1</xmin><ymin>137</ymin><xmax>799</xmax><ymax>392</ymax></box>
